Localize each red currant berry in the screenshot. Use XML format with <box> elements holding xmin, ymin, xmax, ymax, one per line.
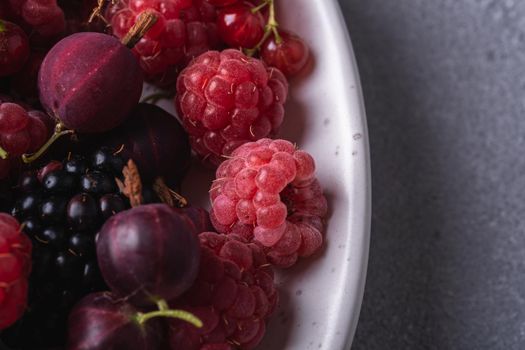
<box><xmin>217</xmin><ymin>1</ymin><xmax>265</xmax><ymax>49</ymax></box>
<box><xmin>261</xmin><ymin>30</ymin><xmax>310</xmax><ymax>77</ymax></box>
<box><xmin>0</xmin><ymin>20</ymin><xmax>30</xmax><ymax>77</ymax></box>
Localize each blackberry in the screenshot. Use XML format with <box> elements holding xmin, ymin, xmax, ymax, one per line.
<box><xmin>1</xmin><ymin>147</ymin><xmax>161</xmax><ymax>349</ymax></box>
<box><xmin>0</xmin><ymin>181</ymin><xmax>14</xmax><ymax>213</ymax></box>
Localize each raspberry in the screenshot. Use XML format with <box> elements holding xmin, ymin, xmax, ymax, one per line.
<box><xmin>106</xmin><ymin>0</ymin><xmax>222</xmax><ymax>88</ymax></box>
<box><xmin>0</xmin><ymin>213</ymin><xmax>32</xmax><ymax>330</ymax></box>
<box><xmin>176</xmin><ymin>49</ymin><xmax>288</xmax><ymax>166</ymax></box>
<box><xmin>209</xmin><ymin>138</ymin><xmax>328</xmax><ymax>268</ymax></box>
<box><xmin>168</xmin><ymin>232</ymin><xmax>278</xmax><ymax>350</ymax></box>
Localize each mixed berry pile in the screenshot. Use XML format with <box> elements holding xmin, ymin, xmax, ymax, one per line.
<box><xmin>0</xmin><ymin>1</ymin><xmax>328</xmax><ymax>349</ymax></box>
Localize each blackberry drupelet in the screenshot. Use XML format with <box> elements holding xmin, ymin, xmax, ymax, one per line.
<box><xmin>0</xmin><ymin>182</ymin><xmax>14</xmax><ymax>213</ymax></box>
<box><xmin>1</xmin><ymin>147</ymin><xmax>161</xmax><ymax>349</ymax></box>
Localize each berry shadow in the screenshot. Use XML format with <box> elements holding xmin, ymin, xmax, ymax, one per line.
<box><xmin>180</xmin><ymin>157</ymin><xmax>215</xmax><ymax>210</ymax></box>
<box><xmin>277</xmin><ymin>52</ymin><xmax>317</xmax><ymax>147</ymax></box>
<box><xmin>257</xmin><ymin>286</ymin><xmax>295</xmax><ymax>350</ymax></box>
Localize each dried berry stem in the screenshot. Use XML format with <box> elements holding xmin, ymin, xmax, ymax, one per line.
<box><xmin>122</xmin><ymin>11</ymin><xmax>158</xmax><ymax>49</ymax></box>
<box><xmin>22</xmin><ymin>123</ymin><xmax>74</xmax><ymax>164</ymax></box>
<box><xmin>153</xmin><ymin>178</ymin><xmax>188</xmax><ymax>208</ymax></box>
<box><xmin>88</xmin><ymin>0</ymin><xmax>109</xmax><ymax>23</ymax></box>
<box><xmin>116</xmin><ymin>160</ymin><xmax>143</xmax><ymax>207</ymax></box>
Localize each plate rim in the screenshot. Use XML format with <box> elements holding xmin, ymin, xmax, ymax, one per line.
<box><xmin>325</xmin><ymin>0</ymin><xmax>371</xmax><ymax>348</ymax></box>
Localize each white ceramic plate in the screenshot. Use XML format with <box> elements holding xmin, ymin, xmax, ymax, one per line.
<box><xmin>157</xmin><ymin>0</ymin><xmax>371</xmax><ymax>349</ymax></box>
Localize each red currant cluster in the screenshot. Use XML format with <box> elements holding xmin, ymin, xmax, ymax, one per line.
<box><xmin>0</xmin><ymin>21</ymin><xmax>30</xmax><ymax>78</ymax></box>
<box><xmin>0</xmin><ymin>100</ymin><xmax>49</xmax><ymax>179</ymax></box>
<box><xmin>2</xmin><ymin>0</ymin><xmax>66</xmax><ymax>42</ymax></box>
<box><xmin>211</xmin><ymin>0</ymin><xmax>310</xmax><ymax>77</ymax></box>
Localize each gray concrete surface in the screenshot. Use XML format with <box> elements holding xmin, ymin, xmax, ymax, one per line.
<box><xmin>338</xmin><ymin>1</ymin><xmax>525</xmax><ymax>349</ymax></box>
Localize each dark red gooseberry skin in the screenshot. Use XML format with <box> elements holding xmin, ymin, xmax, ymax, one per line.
<box><xmin>0</xmin><ymin>20</ymin><xmax>30</xmax><ymax>77</ymax></box>
<box><xmin>96</xmin><ymin>204</ymin><xmax>201</xmax><ymax>307</ymax></box>
<box><xmin>38</xmin><ymin>32</ymin><xmax>143</xmax><ymax>133</ymax></box>
<box><xmin>217</xmin><ymin>1</ymin><xmax>265</xmax><ymax>49</ymax></box>
<box><xmin>261</xmin><ymin>30</ymin><xmax>310</xmax><ymax>77</ymax></box>
<box><xmin>100</xmin><ymin>103</ymin><xmax>191</xmax><ymax>188</ymax></box>
<box><xmin>67</xmin><ymin>292</ymin><xmax>164</xmax><ymax>350</ymax></box>
<box><xmin>172</xmin><ymin>206</ymin><xmax>213</xmax><ymax>234</ymax></box>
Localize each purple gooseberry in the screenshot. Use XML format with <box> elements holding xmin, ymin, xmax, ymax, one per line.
<box><xmin>96</xmin><ymin>204</ymin><xmax>200</xmax><ymax>306</ymax></box>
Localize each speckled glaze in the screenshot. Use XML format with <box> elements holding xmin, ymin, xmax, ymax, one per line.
<box><xmin>154</xmin><ymin>0</ymin><xmax>371</xmax><ymax>348</ymax></box>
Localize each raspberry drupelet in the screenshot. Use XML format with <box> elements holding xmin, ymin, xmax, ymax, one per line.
<box><xmin>209</xmin><ymin>138</ymin><xmax>328</xmax><ymax>268</ymax></box>
<box><xmin>168</xmin><ymin>232</ymin><xmax>278</xmax><ymax>350</ymax></box>
<box><xmin>176</xmin><ymin>49</ymin><xmax>288</xmax><ymax>166</ymax></box>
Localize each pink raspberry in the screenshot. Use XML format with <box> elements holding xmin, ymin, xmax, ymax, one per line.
<box><xmin>209</xmin><ymin>138</ymin><xmax>328</xmax><ymax>268</ymax></box>
<box><xmin>175</xmin><ymin>49</ymin><xmax>288</xmax><ymax>166</ymax></box>
<box><xmin>168</xmin><ymin>232</ymin><xmax>277</xmax><ymax>350</ymax></box>
<box><xmin>106</xmin><ymin>0</ymin><xmax>222</xmax><ymax>88</ymax></box>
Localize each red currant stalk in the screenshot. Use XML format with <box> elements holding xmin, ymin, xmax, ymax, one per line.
<box><xmin>135</xmin><ymin>299</ymin><xmax>202</xmax><ymax>327</ymax></box>
<box><xmin>246</xmin><ymin>0</ymin><xmax>282</xmax><ymax>56</ymax></box>
<box><xmin>21</xmin><ymin>123</ymin><xmax>74</xmax><ymax>163</ymax></box>
<box><xmin>0</xmin><ymin>146</ymin><xmax>7</xmax><ymax>160</ymax></box>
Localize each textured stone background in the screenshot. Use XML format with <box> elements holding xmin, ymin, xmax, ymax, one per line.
<box><xmin>338</xmin><ymin>1</ymin><xmax>525</xmax><ymax>349</ymax></box>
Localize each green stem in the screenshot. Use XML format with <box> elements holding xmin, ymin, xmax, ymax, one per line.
<box><xmin>245</xmin><ymin>0</ymin><xmax>281</xmax><ymax>56</ymax></box>
<box><xmin>22</xmin><ymin>123</ymin><xmax>74</xmax><ymax>164</ymax></box>
<box><xmin>267</xmin><ymin>0</ymin><xmax>282</xmax><ymax>44</ymax></box>
<box><xmin>0</xmin><ymin>20</ymin><xmax>5</xmax><ymax>33</ymax></box>
<box><xmin>251</xmin><ymin>1</ymin><xmax>268</xmax><ymax>13</ymax></box>
<box><xmin>156</xmin><ymin>299</ymin><xmax>169</xmax><ymax>311</ymax></box>
<box><xmin>135</xmin><ymin>309</ymin><xmax>202</xmax><ymax>328</ymax></box>
<box><xmin>0</xmin><ymin>146</ymin><xmax>7</xmax><ymax>160</ymax></box>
